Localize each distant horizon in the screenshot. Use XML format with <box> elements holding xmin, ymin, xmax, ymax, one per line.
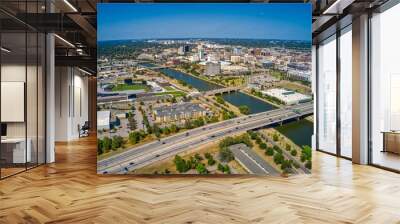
<box><xmin>98</xmin><ymin>3</ymin><xmax>311</xmax><ymax>42</ymax></box>
<box><xmin>98</xmin><ymin>37</ymin><xmax>312</xmax><ymax>43</ymax></box>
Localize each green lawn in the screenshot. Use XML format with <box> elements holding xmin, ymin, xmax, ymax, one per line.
<box><xmin>164</xmin><ymin>86</ymin><xmax>176</xmax><ymax>91</ymax></box>
<box><xmin>112</xmin><ymin>84</ymin><xmax>149</xmax><ymax>92</ymax></box>
<box><xmin>155</xmin><ymin>91</ymin><xmax>187</xmax><ymax>97</ymax></box>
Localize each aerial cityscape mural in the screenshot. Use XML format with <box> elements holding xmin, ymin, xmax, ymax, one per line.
<box><xmin>97</xmin><ymin>3</ymin><xmax>313</xmax><ymax>175</ymax></box>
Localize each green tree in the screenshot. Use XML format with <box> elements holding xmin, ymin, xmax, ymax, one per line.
<box><xmin>215</xmin><ymin>96</ymin><xmax>225</xmax><ymax>105</ymax></box>
<box><xmin>194</xmin><ymin>153</ymin><xmax>203</xmax><ymax>161</ymax></box>
<box><xmin>259</xmin><ymin>142</ymin><xmax>267</xmax><ymax>149</ymax></box>
<box><xmin>129</xmin><ymin>131</ymin><xmax>142</xmax><ymax>144</ymax></box>
<box><xmin>290</xmin><ymin>149</ymin><xmax>297</xmax><ymax>156</ymax></box>
<box><xmin>97</xmin><ymin>139</ymin><xmax>104</xmax><ymax>155</ymax></box>
<box><xmin>223</xmin><ymin>164</ymin><xmax>231</xmax><ymax>174</ymax></box>
<box><xmin>111</xmin><ymin>136</ymin><xmax>124</xmax><ymax>150</ymax></box>
<box><xmin>174</xmin><ymin>155</ymin><xmax>189</xmax><ymax>173</ymax></box>
<box><xmin>208</xmin><ymin>158</ymin><xmax>216</xmax><ymax>166</ymax></box>
<box><xmin>217</xmin><ymin>163</ymin><xmax>225</xmax><ymax>172</ymax></box>
<box><xmin>204</xmin><ymin>153</ymin><xmax>212</xmax><ymax>160</ymax></box>
<box><xmin>272</xmin><ymin>133</ymin><xmax>279</xmax><ymax>142</ymax></box>
<box><xmin>170</xmin><ymin>124</ymin><xmax>179</xmax><ymax>133</ymax></box>
<box><xmin>273</xmin><ymin>153</ymin><xmax>284</xmax><ymax>165</ymax></box>
<box><xmin>265</xmin><ymin>147</ymin><xmax>274</xmax><ymax>156</ymax></box>
<box><xmin>238</xmin><ymin>105</ymin><xmax>250</xmax><ymax>115</ymax></box>
<box><xmin>102</xmin><ymin>137</ymin><xmax>112</xmax><ymax>152</ymax></box>
<box><xmin>248</xmin><ymin>131</ymin><xmax>258</xmax><ymax>140</ymax></box>
<box><xmin>301</xmin><ymin>145</ymin><xmax>312</xmax><ymax>162</ymax></box>
<box><xmin>196</xmin><ymin>163</ymin><xmax>208</xmax><ymax>174</ymax></box>
<box><xmin>219</xmin><ymin>147</ymin><xmax>234</xmax><ymax>162</ymax></box>
<box><xmin>273</xmin><ymin>145</ymin><xmax>282</xmax><ymax>154</ymax></box>
<box><xmin>285</xmin><ymin>143</ymin><xmax>291</xmax><ymax>151</ymax></box>
<box><xmin>153</xmin><ymin>124</ymin><xmax>161</xmax><ymax>138</ymax></box>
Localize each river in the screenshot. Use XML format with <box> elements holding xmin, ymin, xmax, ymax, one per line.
<box><xmin>275</xmin><ymin>119</ymin><xmax>313</xmax><ymax>147</ymax></box>
<box><xmin>158</xmin><ymin>68</ymin><xmax>276</xmax><ymax>114</ymax></box>
<box><xmin>141</xmin><ymin>63</ymin><xmax>313</xmax><ymax>147</ymax></box>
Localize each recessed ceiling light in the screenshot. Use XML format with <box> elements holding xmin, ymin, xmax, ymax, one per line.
<box><xmin>1</xmin><ymin>47</ymin><xmax>11</xmax><ymax>53</ymax></box>
<box><xmin>54</xmin><ymin>34</ymin><xmax>75</xmax><ymax>48</ymax></box>
<box><xmin>78</xmin><ymin>67</ymin><xmax>92</xmax><ymax>76</ymax></box>
<box><xmin>63</xmin><ymin>0</ymin><xmax>78</xmax><ymax>12</ymax></box>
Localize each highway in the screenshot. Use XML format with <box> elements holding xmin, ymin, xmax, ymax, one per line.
<box><xmin>229</xmin><ymin>144</ymin><xmax>279</xmax><ymax>175</ymax></box>
<box><xmin>97</xmin><ymin>102</ymin><xmax>313</xmax><ymax>174</ymax></box>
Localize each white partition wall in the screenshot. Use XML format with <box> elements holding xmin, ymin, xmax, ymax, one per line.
<box><xmin>54</xmin><ymin>67</ymin><xmax>89</xmax><ymax>141</ymax></box>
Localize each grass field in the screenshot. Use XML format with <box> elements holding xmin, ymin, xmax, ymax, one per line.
<box><xmin>155</xmin><ymin>91</ymin><xmax>187</xmax><ymax>97</ymax></box>
<box><xmin>164</xmin><ymin>86</ymin><xmax>176</xmax><ymax>91</ymax></box>
<box><xmin>112</xmin><ymin>84</ymin><xmax>149</xmax><ymax>92</ymax></box>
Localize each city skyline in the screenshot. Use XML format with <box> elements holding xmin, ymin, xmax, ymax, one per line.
<box><xmin>98</xmin><ymin>3</ymin><xmax>311</xmax><ymax>42</ymax></box>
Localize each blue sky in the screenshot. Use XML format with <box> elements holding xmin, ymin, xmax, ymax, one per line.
<box><xmin>98</xmin><ymin>4</ymin><xmax>311</xmax><ymax>41</ymax></box>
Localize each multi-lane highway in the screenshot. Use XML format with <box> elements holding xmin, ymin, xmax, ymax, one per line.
<box><xmin>97</xmin><ymin>102</ymin><xmax>313</xmax><ymax>174</ymax></box>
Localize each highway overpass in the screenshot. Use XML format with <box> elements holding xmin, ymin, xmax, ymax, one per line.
<box><xmin>97</xmin><ymin>102</ymin><xmax>313</xmax><ymax>174</ymax></box>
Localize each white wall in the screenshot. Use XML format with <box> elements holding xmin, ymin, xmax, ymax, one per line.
<box><xmin>55</xmin><ymin>67</ymin><xmax>89</xmax><ymax>141</ymax></box>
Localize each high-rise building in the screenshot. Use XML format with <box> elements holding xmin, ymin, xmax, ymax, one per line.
<box><xmin>198</xmin><ymin>49</ymin><xmax>205</xmax><ymax>60</ymax></box>
<box><xmin>233</xmin><ymin>47</ymin><xmax>242</xmax><ymax>55</ymax></box>
<box><xmin>178</xmin><ymin>45</ymin><xmax>190</xmax><ymax>55</ymax></box>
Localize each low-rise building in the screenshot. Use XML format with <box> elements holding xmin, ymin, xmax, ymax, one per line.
<box><xmin>230</xmin><ymin>55</ymin><xmax>242</xmax><ymax>64</ymax></box>
<box><xmin>153</xmin><ymin>103</ymin><xmax>207</xmax><ymax>123</ymax></box>
<box><xmin>221</xmin><ymin>65</ymin><xmax>249</xmax><ymax>75</ymax></box>
<box><xmin>262</xmin><ymin>88</ymin><xmax>312</xmax><ymax>105</ymax></box>
<box><xmin>97</xmin><ymin>111</ymin><xmax>111</xmax><ymax>131</ymax></box>
<box><xmin>286</xmin><ymin>69</ymin><xmax>312</xmax><ymax>82</ymax></box>
<box><xmin>204</xmin><ymin>62</ymin><xmax>221</xmax><ymax>76</ymax></box>
<box><xmin>146</xmin><ymin>81</ymin><xmax>163</xmax><ymax>92</ymax></box>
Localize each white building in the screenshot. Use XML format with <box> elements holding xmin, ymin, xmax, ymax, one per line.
<box><xmin>262</xmin><ymin>88</ymin><xmax>312</xmax><ymax>105</ymax></box>
<box><xmin>204</xmin><ymin>62</ymin><xmax>221</xmax><ymax>76</ymax></box>
<box><xmin>97</xmin><ymin>111</ymin><xmax>111</xmax><ymax>131</ymax></box>
<box><xmin>287</xmin><ymin>69</ymin><xmax>312</xmax><ymax>82</ymax></box>
<box><xmin>222</xmin><ymin>65</ymin><xmax>248</xmax><ymax>75</ymax></box>
<box><xmin>147</xmin><ymin>81</ymin><xmax>163</xmax><ymax>92</ymax></box>
<box><xmin>230</xmin><ymin>55</ymin><xmax>242</xmax><ymax>64</ymax></box>
<box><xmin>198</xmin><ymin>49</ymin><xmax>205</xmax><ymax>60</ymax></box>
<box><xmin>137</xmin><ymin>53</ymin><xmax>154</xmax><ymax>61</ymax></box>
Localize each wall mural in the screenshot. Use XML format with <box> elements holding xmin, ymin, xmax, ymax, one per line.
<box><xmin>97</xmin><ymin>3</ymin><xmax>313</xmax><ymax>176</ymax></box>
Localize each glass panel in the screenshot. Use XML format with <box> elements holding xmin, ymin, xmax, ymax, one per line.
<box><xmin>317</xmin><ymin>35</ymin><xmax>337</xmax><ymax>154</ymax></box>
<box><xmin>339</xmin><ymin>26</ymin><xmax>352</xmax><ymax>158</ymax></box>
<box><xmin>27</xmin><ymin>31</ymin><xmax>38</xmax><ymax>169</ymax></box>
<box><xmin>38</xmin><ymin>32</ymin><xmax>45</xmax><ymax>165</ymax></box>
<box><xmin>1</xmin><ymin>31</ymin><xmax>27</xmax><ymax>177</ymax></box>
<box><xmin>371</xmin><ymin>3</ymin><xmax>400</xmax><ymax>171</ymax></box>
